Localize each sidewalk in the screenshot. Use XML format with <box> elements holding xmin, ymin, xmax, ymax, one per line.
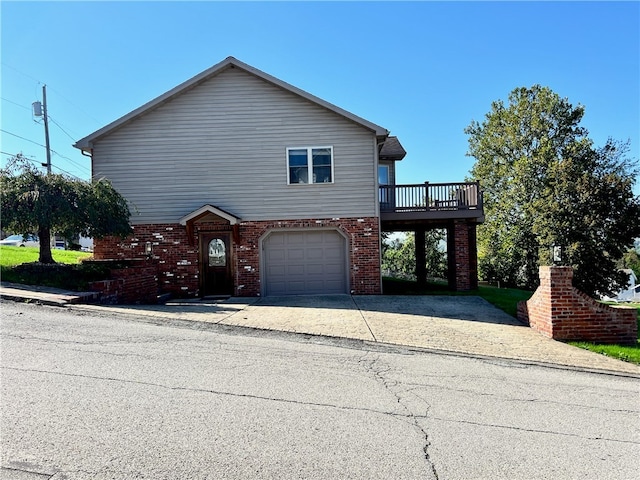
<box><xmin>1</xmin><ymin>282</ymin><xmax>638</xmax><ymax>376</ymax></box>
<box><xmin>0</xmin><ymin>282</ymin><xmax>99</xmax><ymax>306</ymax></box>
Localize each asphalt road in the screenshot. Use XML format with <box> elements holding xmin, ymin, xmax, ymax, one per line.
<box><xmin>1</xmin><ymin>302</ymin><xmax>638</xmax><ymax>480</ymax></box>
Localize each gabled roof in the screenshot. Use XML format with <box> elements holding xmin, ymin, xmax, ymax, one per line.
<box><xmin>74</xmin><ymin>56</ymin><xmax>389</xmax><ymax>150</ymax></box>
<box><xmin>379</xmin><ymin>136</ymin><xmax>407</xmax><ymax>161</ymax></box>
<box><xmin>179</xmin><ymin>204</ymin><xmax>241</xmax><ymax>226</ymax></box>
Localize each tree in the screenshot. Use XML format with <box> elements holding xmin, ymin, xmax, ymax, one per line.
<box><xmin>466</xmin><ymin>85</ymin><xmax>640</xmax><ymax>296</ymax></box>
<box><xmin>382</xmin><ymin>230</ymin><xmax>447</xmax><ymax>280</ymax></box>
<box><xmin>617</xmin><ymin>239</ymin><xmax>640</xmax><ymax>279</ymax></box>
<box><xmin>0</xmin><ymin>155</ymin><xmax>132</xmax><ymax>263</ymax></box>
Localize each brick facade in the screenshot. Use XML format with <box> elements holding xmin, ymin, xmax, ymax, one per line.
<box><xmin>94</xmin><ymin>224</ymin><xmax>201</xmax><ymax>297</ymax></box>
<box><xmin>93</xmin><ymin>216</ymin><xmax>381</xmax><ymax>298</ymax></box>
<box><xmin>518</xmin><ymin>266</ymin><xmax>637</xmax><ymax>345</ymax></box>
<box><xmin>87</xmin><ymin>259</ymin><xmax>158</xmax><ymax>304</ymax></box>
<box><xmin>446</xmin><ymin>220</ymin><xmax>478</xmax><ymax>291</ymax></box>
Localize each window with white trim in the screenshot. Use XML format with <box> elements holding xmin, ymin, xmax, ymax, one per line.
<box><xmin>378</xmin><ymin>165</ymin><xmax>389</xmax><ymax>186</ymax></box>
<box><xmin>287</xmin><ymin>146</ymin><xmax>333</xmax><ymax>184</ymax></box>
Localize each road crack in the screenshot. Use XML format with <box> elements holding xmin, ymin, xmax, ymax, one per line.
<box><xmin>2</xmin><ymin>365</ymin><xmax>412</xmax><ymax>420</ymax></box>
<box><xmin>358</xmin><ymin>353</ymin><xmax>439</xmax><ymax>479</ymax></box>
<box><xmin>428</xmin><ymin>415</ymin><xmax>639</xmax><ymax>445</ymax></box>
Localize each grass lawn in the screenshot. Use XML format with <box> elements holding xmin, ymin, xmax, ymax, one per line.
<box><xmin>382</xmin><ymin>277</ymin><xmax>532</xmax><ymax>317</ymax></box>
<box><xmin>383</xmin><ymin>277</ymin><xmax>640</xmax><ymax>365</ymax></box>
<box><xmin>0</xmin><ymin>246</ymin><xmax>103</xmax><ymax>290</ymax></box>
<box><xmin>0</xmin><ymin>246</ymin><xmax>92</xmax><ymax>267</ymax></box>
<box><xmin>568</xmin><ymin>304</ymin><xmax>640</xmax><ymax>365</ymax></box>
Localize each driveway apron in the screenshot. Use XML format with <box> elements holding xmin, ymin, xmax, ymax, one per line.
<box><xmin>2</xmin><ymin>281</ymin><xmax>638</xmax><ymax>375</ymax></box>
<box><xmin>227</xmin><ymin>295</ymin><xmax>640</xmax><ymax>375</ymax></box>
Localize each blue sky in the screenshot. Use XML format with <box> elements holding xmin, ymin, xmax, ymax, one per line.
<box><xmin>2</xmin><ymin>1</ymin><xmax>638</xmax><ymax>194</ymax></box>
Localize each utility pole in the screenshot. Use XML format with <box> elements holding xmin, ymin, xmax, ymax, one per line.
<box><xmin>42</xmin><ymin>85</ymin><xmax>52</xmax><ymax>174</ymax></box>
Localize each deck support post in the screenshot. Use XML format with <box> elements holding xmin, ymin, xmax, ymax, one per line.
<box><xmin>446</xmin><ymin>220</ymin><xmax>478</xmax><ymax>291</ymax></box>
<box><xmin>415</xmin><ymin>226</ymin><xmax>427</xmax><ymax>288</ymax></box>
<box><xmin>446</xmin><ymin>223</ymin><xmax>456</xmax><ymax>290</ymax></box>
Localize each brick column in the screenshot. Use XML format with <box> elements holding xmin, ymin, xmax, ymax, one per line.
<box><xmin>468</xmin><ymin>224</ymin><xmax>478</xmax><ymax>290</ymax></box>
<box><xmin>518</xmin><ymin>266</ymin><xmax>637</xmax><ymax>344</ymax></box>
<box><xmin>452</xmin><ymin>220</ymin><xmax>471</xmax><ymax>291</ymax></box>
<box><xmin>415</xmin><ymin>226</ymin><xmax>426</xmax><ymax>288</ymax></box>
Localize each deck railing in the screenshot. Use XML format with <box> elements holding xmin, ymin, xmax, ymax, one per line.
<box><xmin>379</xmin><ymin>182</ymin><xmax>483</xmax><ymax>213</ymax></box>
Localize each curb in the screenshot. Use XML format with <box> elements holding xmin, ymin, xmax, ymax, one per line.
<box><xmin>0</xmin><ymin>292</ymin><xmax>70</xmax><ymax>307</ymax></box>
<box><xmin>64</xmin><ymin>301</ymin><xmax>640</xmax><ymax>379</ymax></box>
<box><xmin>3</xmin><ymin>292</ymin><xmax>639</xmax><ymax>378</ymax></box>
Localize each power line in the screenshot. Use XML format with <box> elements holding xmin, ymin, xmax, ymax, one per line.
<box><xmin>1</xmin><ymin>97</ymin><xmax>32</xmax><ymax>111</ymax></box>
<box><xmin>51</xmin><ymin>150</ymin><xmax>91</xmax><ymax>175</ymax></box>
<box><xmin>1</xmin><ymin>62</ymin><xmax>42</xmax><ymax>83</ymax></box>
<box><xmin>46</xmin><ymin>86</ymin><xmax>104</xmax><ymax>127</ymax></box>
<box><xmin>2</xmin><ymin>62</ymin><xmax>104</xmax><ymax>127</ymax></box>
<box><xmin>0</xmin><ymin>151</ymin><xmax>36</xmax><ymax>161</ymax></box>
<box><xmin>0</xmin><ymin>129</ymin><xmax>46</xmax><ymax>148</ymax></box>
<box><xmin>1</xmin><ymin>150</ymin><xmax>84</xmax><ymax>180</ymax></box>
<box><xmin>1</xmin><ymin>97</ymin><xmax>88</xmax><ymax>169</ymax></box>
<box><xmin>0</xmin><ymin>153</ymin><xmax>41</xmax><ymax>168</ymax></box>
<box><xmin>2</xmin><ymin>97</ymin><xmax>82</xmax><ymax>142</ymax></box>
<box><xmin>52</xmin><ymin>164</ymin><xmax>84</xmax><ymax>180</ymax></box>
<box><xmin>1</xmin><ymin>128</ymin><xmax>91</xmax><ymax>175</ymax></box>
<box><xmin>48</xmin><ymin>115</ymin><xmax>79</xmax><ymax>143</ymax></box>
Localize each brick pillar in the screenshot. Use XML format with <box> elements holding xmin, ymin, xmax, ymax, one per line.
<box><xmin>415</xmin><ymin>227</ymin><xmax>426</xmax><ymax>288</ymax></box>
<box><xmin>468</xmin><ymin>223</ymin><xmax>478</xmax><ymax>290</ymax></box>
<box><xmin>446</xmin><ymin>223</ymin><xmax>456</xmax><ymax>290</ymax></box>
<box><xmin>519</xmin><ymin>266</ymin><xmax>637</xmax><ymax>344</ymax></box>
<box><xmin>453</xmin><ymin>220</ymin><xmax>471</xmax><ymax>291</ymax></box>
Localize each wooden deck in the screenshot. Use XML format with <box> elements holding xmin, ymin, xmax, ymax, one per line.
<box><xmin>380</xmin><ymin>182</ymin><xmax>484</xmax><ymax>226</ymax></box>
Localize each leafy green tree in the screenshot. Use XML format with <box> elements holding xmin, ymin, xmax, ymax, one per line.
<box><xmin>382</xmin><ymin>234</ymin><xmax>416</xmax><ymax>277</ymax></box>
<box><xmin>1</xmin><ymin>155</ymin><xmax>132</xmax><ymax>264</ymax></box>
<box><xmin>466</xmin><ymin>85</ymin><xmax>640</xmax><ymax>296</ymax></box>
<box><xmin>382</xmin><ymin>230</ymin><xmax>447</xmax><ymax>280</ymax></box>
<box><xmin>618</xmin><ymin>247</ymin><xmax>640</xmax><ymax>279</ymax></box>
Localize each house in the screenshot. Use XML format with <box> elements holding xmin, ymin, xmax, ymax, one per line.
<box><xmin>74</xmin><ymin>57</ymin><xmax>483</xmax><ymax>298</ymax></box>
<box><xmin>602</xmin><ymin>269</ymin><xmax>640</xmax><ymax>302</ymax></box>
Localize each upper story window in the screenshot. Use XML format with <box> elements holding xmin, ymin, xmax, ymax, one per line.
<box><xmin>287</xmin><ymin>147</ymin><xmax>333</xmax><ymax>184</ymax></box>
<box><xmin>378</xmin><ymin>165</ymin><xmax>390</xmax><ymax>185</ymax></box>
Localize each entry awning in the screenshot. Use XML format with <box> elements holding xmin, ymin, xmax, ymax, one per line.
<box><xmin>179</xmin><ymin>205</ymin><xmax>241</xmax><ymax>245</ymax></box>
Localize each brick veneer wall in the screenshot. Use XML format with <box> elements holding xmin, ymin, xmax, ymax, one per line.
<box><xmin>447</xmin><ymin>220</ymin><xmax>478</xmax><ymax>291</ymax></box>
<box><xmin>453</xmin><ymin>221</ymin><xmax>471</xmax><ymax>290</ymax></box>
<box><xmin>93</xmin><ymin>216</ymin><xmax>381</xmax><ymax>298</ymax></box>
<box><xmin>517</xmin><ymin>266</ymin><xmax>637</xmax><ymax>344</ymax></box>
<box><xmin>236</xmin><ymin>217</ymin><xmax>381</xmax><ymax>296</ymax></box>
<box><xmin>87</xmin><ymin>259</ymin><xmax>158</xmax><ymax>304</ymax></box>
<box><xmin>93</xmin><ymin>224</ymin><xmax>201</xmax><ymax>297</ymax></box>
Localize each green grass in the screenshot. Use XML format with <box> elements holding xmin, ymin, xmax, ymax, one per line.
<box><xmin>0</xmin><ymin>246</ymin><xmax>91</xmax><ymax>267</ymax></box>
<box><xmin>383</xmin><ymin>276</ymin><xmax>640</xmax><ymax>365</ymax></box>
<box><xmin>474</xmin><ymin>284</ymin><xmax>534</xmax><ymax>318</ymax></box>
<box><xmin>0</xmin><ymin>246</ymin><xmax>104</xmax><ymax>291</ymax></box>
<box><xmin>568</xmin><ymin>304</ymin><xmax>640</xmax><ymax>365</ymax></box>
<box><xmin>382</xmin><ymin>277</ymin><xmax>533</xmax><ymax>317</ymax></box>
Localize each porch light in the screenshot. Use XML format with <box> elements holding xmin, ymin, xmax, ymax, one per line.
<box><xmin>552</xmin><ymin>244</ymin><xmax>563</xmax><ymax>264</ymax></box>
<box><xmin>145</xmin><ymin>241</ymin><xmax>153</xmax><ymax>257</ymax></box>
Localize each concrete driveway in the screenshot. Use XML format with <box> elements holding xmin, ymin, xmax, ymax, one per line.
<box><xmin>64</xmin><ymin>293</ymin><xmax>640</xmax><ymax>376</ymax></box>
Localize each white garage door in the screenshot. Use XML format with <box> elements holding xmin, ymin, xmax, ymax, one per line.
<box><xmin>263</xmin><ymin>230</ymin><xmax>347</xmax><ymax>295</ymax></box>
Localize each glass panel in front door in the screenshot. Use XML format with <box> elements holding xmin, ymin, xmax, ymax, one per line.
<box><xmin>208</xmin><ymin>239</ymin><xmax>226</xmax><ymax>267</ymax></box>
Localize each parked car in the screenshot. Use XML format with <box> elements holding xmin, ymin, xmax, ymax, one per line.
<box><xmin>0</xmin><ymin>234</ymin><xmax>40</xmax><ymax>248</ymax></box>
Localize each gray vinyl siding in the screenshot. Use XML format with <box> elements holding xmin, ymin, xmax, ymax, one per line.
<box><xmin>92</xmin><ymin>67</ymin><xmax>378</xmax><ymax>224</ymax></box>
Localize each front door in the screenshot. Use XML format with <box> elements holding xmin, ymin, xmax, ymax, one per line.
<box><xmin>200</xmin><ymin>232</ymin><xmax>232</xmax><ymax>296</ymax></box>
